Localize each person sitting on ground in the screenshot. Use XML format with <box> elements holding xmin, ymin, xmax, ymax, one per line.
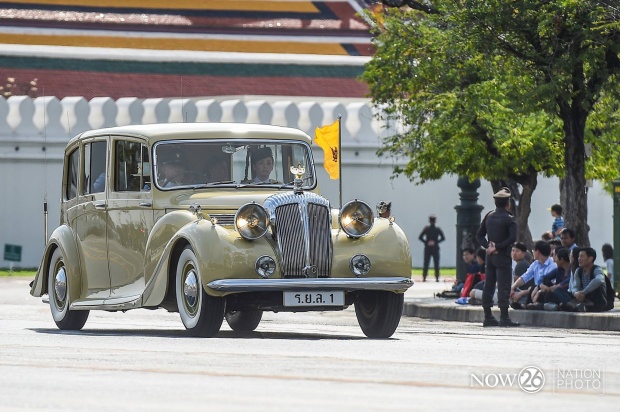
<box><xmin>568</xmin><ymin>247</ymin><xmax>608</xmax><ymax>312</ymax></box>
<box><xmin>560</xmin><ymin>228</ymin><xmax>578</xmax><ymax>250</ymax></box>
<box><xmin>510</xmin><ymin>240</ymin><xmax>557</xmax><ymax>308</ymax></box>
<box><xmin>549</xmin><ymin>238</ymin><xmax>562</xmax><ymax>254</ymax></box>
<box><xmin>602</xmin><ymin>243</ymin><xmax>614</xmax><ymax>287</ymax></box>
<box><xmin>528</xmin><ymin>247</ymin><xmax>571</xmax><ymax>310</ymax></box>
<box><xmin>468</xmin><ymin>249</ymin><xmax>492</xmax><ymax>305</ymax></box>
<box><xmin>449</xmin><ymin>248</ymin><xmax>480</xmax><ymax>295</ymax></box>
<box><xmin>541</xmin><ymin>231</ymin><xmax>554</xmax><ymax>242</ymax></box>
<box><xmin>550</xmin><ymin>203</ymin><xmax>564</xmax><ymax>239</ymax></box>
<box><xmin>511</xmin><ymin>242</ymin><xmax>529</xmax><ymax>283</ymax></box>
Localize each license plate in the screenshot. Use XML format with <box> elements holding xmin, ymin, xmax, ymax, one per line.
<box><xmin>283</xmin><ymin>291</ymin><xmax>344</xmax><ymax>307</ymax></box>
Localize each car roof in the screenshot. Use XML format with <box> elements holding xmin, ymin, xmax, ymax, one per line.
<box><xmin>69</xmin><ymin>122</ymin><xmax>312</xmax><ymax>146</ymax></box>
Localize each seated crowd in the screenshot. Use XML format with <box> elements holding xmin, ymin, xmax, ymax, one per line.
<box><xmin>456</xmin><ymin>227</ymin><xmax>615</xmax><ymax>313</ymax></box>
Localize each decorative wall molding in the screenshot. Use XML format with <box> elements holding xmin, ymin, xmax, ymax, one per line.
<box><xmin>0</xmin><ymin>96</ymin><xmax>392</xmax><ymax>161</ymax></box>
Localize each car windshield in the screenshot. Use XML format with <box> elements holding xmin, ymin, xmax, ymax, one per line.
<box><xmin>153</xmin><ymin>140</ymin><xmax>315</xmax><ymax>190</ymax></box>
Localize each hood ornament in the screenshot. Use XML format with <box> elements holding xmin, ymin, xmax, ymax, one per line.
<box><xmin>291</xmin><ymin>163</ymin><xmax>305</xmax><ymax>194</ymax></box>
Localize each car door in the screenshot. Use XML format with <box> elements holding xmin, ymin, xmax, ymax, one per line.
<box><xmin>73</xmin><ymin>138</ymin><xmax>111</xmax><ymax>300</ymax></box>
<box><xmin>106</xmin><ymin>138</ymin><xmax>153</xmax><ymax>299</ymax></box>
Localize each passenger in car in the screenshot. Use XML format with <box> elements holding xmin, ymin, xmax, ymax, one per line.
<box><xmin>206</xmin><ymin>156</ymin><xmax>230</xmax><ymax>182</ymax></box>
<box><xmin>251</xmin><ymin>147</ymin><xmax>274</xmax><ymax>183</ymax></box>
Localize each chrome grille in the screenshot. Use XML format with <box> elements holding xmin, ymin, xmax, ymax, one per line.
<box><xmin>264</xmin><ymin>192</ymin><xmax>333</xmax><ymax>278</ymax></box>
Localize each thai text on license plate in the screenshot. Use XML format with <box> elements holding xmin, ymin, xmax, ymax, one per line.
<box><xmin>283</xmin><ymin>291</ymin><xmax>345</xmax><ymax>307</ymax></box>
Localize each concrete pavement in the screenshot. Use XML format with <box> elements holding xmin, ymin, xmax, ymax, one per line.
<box><xmin>403</xmin><ymin>276</ymin><xmax>620</xmax><ymax>331</ymax></box>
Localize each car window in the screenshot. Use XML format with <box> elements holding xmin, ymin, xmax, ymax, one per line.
<box><xmin>153</xmin><ymin>140</ymin><xmax>315</xmax><ymax>189</ymax></box>
<box><xmin>66</xmin><ymin>147</ymin><xmax>79</xmax><ymax>200</ymax></box>
<box><xmin>83</xmin><ymin>141</ymin><xmax>107</xmax><ymax>195</ymax></box>
<box><xmin>114</xmin><ymin>140</ymin><xmax>151</xmax><ymax>192</ymax></box>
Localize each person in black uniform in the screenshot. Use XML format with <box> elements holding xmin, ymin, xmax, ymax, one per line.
<box><xmin>476</xmin><ymin>187</ymin><xmax>520</xmax><ymax>327</ymax></box>
<box><xmin>418</xmin><ymin>214</ymin><xmax>445</xmax><ymax>282</ymax></box>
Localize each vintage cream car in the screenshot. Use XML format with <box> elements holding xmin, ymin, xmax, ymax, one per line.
<box><xmin>31</xmin><ymin>123</ymin><xmax>412</xmax><ymax>338</ymax></box>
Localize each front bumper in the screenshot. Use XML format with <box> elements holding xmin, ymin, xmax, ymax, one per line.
<box><xmin>206</xmin><ymin>277</ymin><xmax>413</xmax><ymax>293</ymax></box>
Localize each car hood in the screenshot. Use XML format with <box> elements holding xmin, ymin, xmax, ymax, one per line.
<box><xmin>172</xmin><ymin>191</ymin><xmax>277</xmax><ymax>210</ymax></box>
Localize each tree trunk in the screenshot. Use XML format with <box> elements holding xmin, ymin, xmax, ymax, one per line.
<box><xmin>490</xmin><ymin>176</ymin><xmax>535</xmax><ymax>251</ymax></box>
<box><xmin>513</xmin><ymin>173</ymin><xmax>536</xmax><ymax>251</ymax></box>
<box><xmin>559</xmin><ymin>102</ymin><xmax>590</xmax><ymax>247</ymax></box>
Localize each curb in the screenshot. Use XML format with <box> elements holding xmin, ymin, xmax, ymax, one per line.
<box><xmin>403</xmin><ymin>299</ymin><xmax>620</xmax><ymax>331</ymax></box>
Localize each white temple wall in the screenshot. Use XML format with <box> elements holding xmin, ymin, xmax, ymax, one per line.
<box><xmin>0</xmin><ymin>96</ymin><xmax>613</xmax><ymax>269</ymax></box>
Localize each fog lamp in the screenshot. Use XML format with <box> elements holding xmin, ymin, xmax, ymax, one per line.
<box><xmin>350</xmin><ymin>254</ymin><xmax>371</xmax><ymax>277</ymax></box>
<box><xmin>256</xmin><ymin>256</ymin><xmax>276</xmax><ymax>278</ymax></box>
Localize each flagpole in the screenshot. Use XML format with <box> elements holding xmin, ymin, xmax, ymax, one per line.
<box><xmin>338</xmin><ymin>115</ymin><xmax>342</xmax><ymax>209</ymax></box>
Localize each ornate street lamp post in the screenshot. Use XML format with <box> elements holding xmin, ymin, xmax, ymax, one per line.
<box><xmin>454</xmin><ymin>177</ymin><xmax>484</xmax><ymax>282</ymax></box>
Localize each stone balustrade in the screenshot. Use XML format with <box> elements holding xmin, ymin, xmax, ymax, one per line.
<box><xmin>0</xmin><ymin>96</ymin><xmax>393</xmax><ymax>158</ymax></box>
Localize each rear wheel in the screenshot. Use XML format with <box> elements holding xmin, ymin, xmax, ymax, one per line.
<box><xmin>225</xmin><ymin>310</ymin><xmax>263</xmax><ymax>332</ymax></box>
<box><xmin>354</xmin><ymin>291</ymin><xmax>403</xmax><ymax>338</ymax></box>
<box><xmin>48</xmin><ymin>249</ymin><xmax>89</xmax><ymax>330</ymax></box>
<box><xmin>176</xmin><ymin>246</ymin><xmax>225</xmax><ymax>337</ymax></box>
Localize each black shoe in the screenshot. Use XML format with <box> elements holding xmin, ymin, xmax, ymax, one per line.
<box><xmin>436</xmin><ymin>278</ymin><xmax>439</xmax><ymax>282</ymax></box>
<box><xmin>499</xmin><ymin>318</ymin><xmax>520</xmax><ymax>327</ymax></box>
<box><xmin>526</xmin><ymin>303</ymin><xmax>544</xmax><ymax>310</ymax></box>
<box><xmin>575</xmin><ymin>303</ymin><xmax>586</xmax><ymax>312</ymax></box>
<box><xmin>483</xmin><ymin>317</ymin><xmax>499</xmax><ymax>327</ymax></box>
<box><xmin>510</xmin><ymin>301</ymin><xmax>523</xmax><ymax>310</ymax></box>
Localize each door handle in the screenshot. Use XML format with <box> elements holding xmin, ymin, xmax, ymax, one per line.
<box><xmin>94</xmin><ymin>202</ymin><xmax>107</xmax><ymax>209</ymax></box>
<box><xmin>139</xmin><ymin>202</ymin><xmax>152</xmax><ymax>207</ymax></box>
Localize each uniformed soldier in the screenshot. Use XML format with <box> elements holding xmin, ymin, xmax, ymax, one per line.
<box><xmin>476</xmin><ymin>187</ymin><xmax>520</xmax><ymax>327</ymax></box>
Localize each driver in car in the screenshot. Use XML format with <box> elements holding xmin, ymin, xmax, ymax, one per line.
<box><xmin>158</xmin><ymin>152</ymin><xmax>186</xmax><ymax>188</ymax></box>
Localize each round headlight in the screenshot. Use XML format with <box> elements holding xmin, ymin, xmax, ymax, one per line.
<box><xmin>235</xmin><ymin>202</ymin><xmax>269</xmax><ymax>240</ymax></box>
<box><xmin>256</xmin><ymin>255</ymin><xmax>276</xmax><ymax>278</ymax></box>
<box><xmin>350</xmin><ymin>254</ymin><xmax>371</xmax><ymax>277</ymax></box>
<box><xmin>339</xmin><ymin>200</ymin><xmax>374</xmax><ymax>238</ymax></box>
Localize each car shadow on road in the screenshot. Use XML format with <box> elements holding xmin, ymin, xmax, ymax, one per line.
<box><xmin>28</xmin><ymin>328</ymin><xmax>370</xmax><ymax>340</ymax></box>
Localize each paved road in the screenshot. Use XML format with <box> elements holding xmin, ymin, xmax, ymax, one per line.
<box><xmin>1</xmin><ymin>277</ymin><xmax>618</xmax><ymax>411</ymax></box>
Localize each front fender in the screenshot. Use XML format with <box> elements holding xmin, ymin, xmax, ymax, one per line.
<box><xmin>332</xmin><ymin>218</ymin><xmax>411</xmax><ymax>279</ymax></box>
<box><xmin>30</xmin><ymin>225</ymin><xmax>82</xmax><ymax>299</ymax></box>
<box><xmin>142</xmin><ymin>213</ymin><xmax>276</xmax><ymax>304</ymax></box>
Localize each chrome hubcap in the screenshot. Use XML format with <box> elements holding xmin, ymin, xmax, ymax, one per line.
<box><xmin>54</xmin><ymin>267</ymin><xmax>67</xmax><ymax>303</ymax></box>
<box><xmin>183</xmin><ymin>269</ymin><xmax>199</xmax><ymax>313</ymax></box>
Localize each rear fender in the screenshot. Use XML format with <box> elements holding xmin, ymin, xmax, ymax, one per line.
<box><xmin>30</xmin><ymin>225</ymin><xmax>82</xmax><ymax>300</ymax></box>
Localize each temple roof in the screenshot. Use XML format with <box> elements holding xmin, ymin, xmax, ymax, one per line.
<box><xmin>0</xmin><ymin>0</ymin><xmax>375</xmax><ymax>99</ymax></box>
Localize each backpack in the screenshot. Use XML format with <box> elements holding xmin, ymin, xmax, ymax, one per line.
<box><xmin>604</xmin><ymin>274</ymin><xmax>615</xmax><ymax>311</ymax></box>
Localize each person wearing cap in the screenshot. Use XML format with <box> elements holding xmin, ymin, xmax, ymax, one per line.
<box><xmin>418</xmin><ymin>214</ymin><xmax>445</xmax><ymax>282</ymax></box>
<box><xmin>549</xmin><ymin>204</ymin><xmax>564</xmax><ymax>239</ymax></box>
<box><xmin>251</xmin><ymin>147</ymin><xmax>275</xmax><ymax>183</ymax></box>
<box><xmin>158</xmin><ymin>151</ymin><xmax>185</xmax><ymax>188</ymax></box>
<box><xmin>476</xmin><ymin>187</ymin><xmax>519</xmax><ymax>327</ymax></box>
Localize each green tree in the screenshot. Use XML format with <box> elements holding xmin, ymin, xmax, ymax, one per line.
<box><xmin>365</xmin><ymin>1</ymin><xmax>620</xmax><ymax>246</ymax></box>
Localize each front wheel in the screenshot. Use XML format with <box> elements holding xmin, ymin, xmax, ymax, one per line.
<box><xmin>354</xmin><ymin>291</ymin><xmax>404</xmax><ymax>338</ymax></box>
<box><xmin>176</xmin><ymin>246</ymin><xmax>225</xmax><ymax>337</ymax></box>
<box><xmin>48</xmin><ymin>249</ymin><xmax>89</xmax><ymax>330</ymax></box>
<box><xmin>225</xmin><ymin>310</ymin><xmax>263</xmax><ymax>332</ymax></box>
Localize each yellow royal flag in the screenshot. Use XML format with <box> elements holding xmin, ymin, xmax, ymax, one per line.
<box><xmin>314</xmin><ymin>119</ymin><xmax>340</xmax><ymax>180</ymax></box>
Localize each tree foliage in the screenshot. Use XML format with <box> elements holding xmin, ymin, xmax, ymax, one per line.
<box><xmin>364</xmin><ymin>1</ymin><xmax>620</xmax><ymax>246</ymax></box>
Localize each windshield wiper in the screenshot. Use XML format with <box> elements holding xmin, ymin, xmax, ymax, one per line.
<box><xmin>191</xmin><ymin>181</ymin><xmax>235</xmax><ymax>190</ymax></box>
